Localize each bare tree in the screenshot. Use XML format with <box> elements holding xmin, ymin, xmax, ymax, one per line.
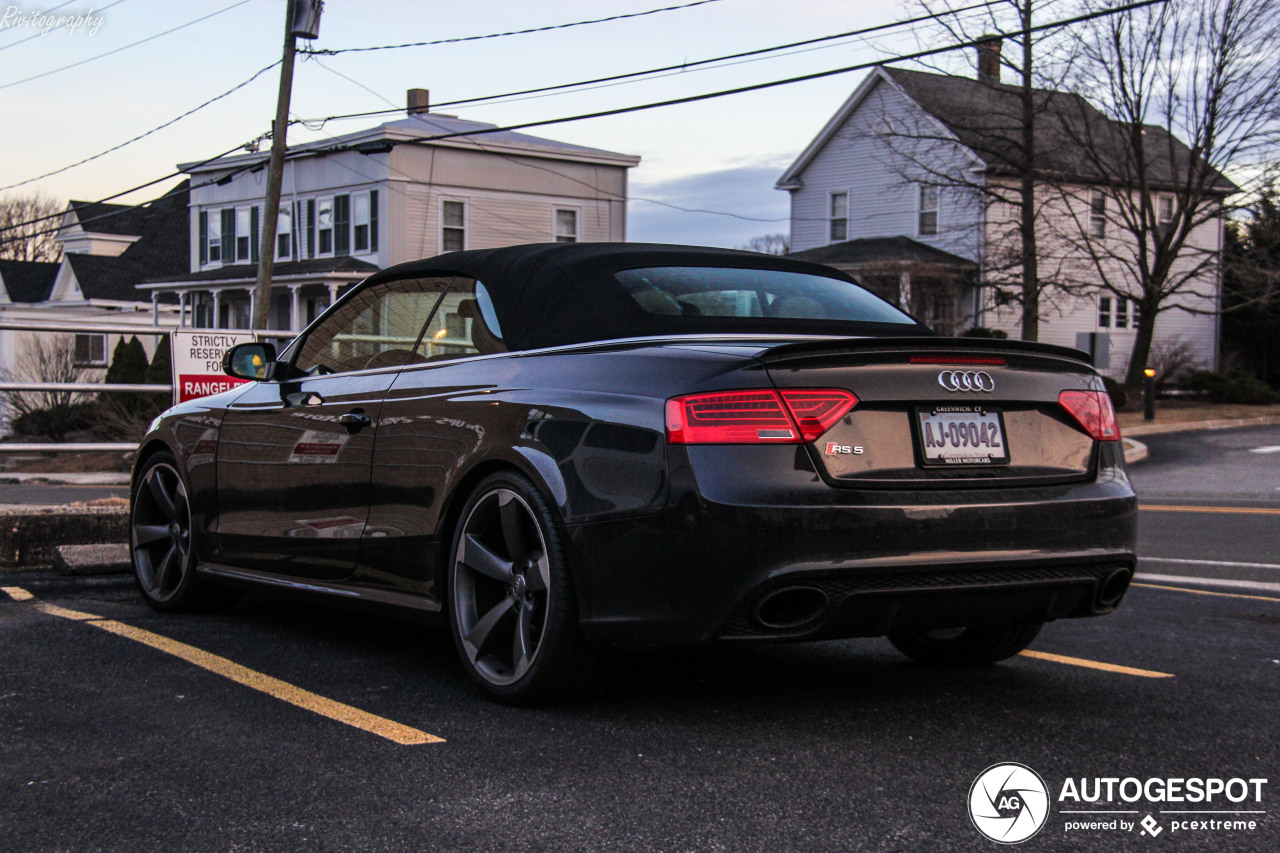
<box><xmin>1050</xmin><ymin>0</ymin><xmax>1280</xmax><ymax>388</ymax></box>
<box><xmin>739</xmin><ymin>233</ymin><xmax>790</xmax><ymax>255</ymax></box>
<box><xmin>0</xmin><ymin>335</ymin><xmax>92</xmax><ymax>440</ymax></box>
<box><xmin>0</xmin><ymin>192</ymin><xmax>63</xmax><ymax>262</ymax></box>
<box><xmin>864</xmin><ymin>0</ymin><xmax>1081</xmax><ymax>341</ymax></box>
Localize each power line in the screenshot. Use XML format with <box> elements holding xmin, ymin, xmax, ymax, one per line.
<box><xmin>0</xmin><ymin>0</ymin><xmax>256</xmax><ymax>90</ymax></box>
<box><xmin>308</xmin><ymin>0</ymin><xmax>1167</xmax><ymax>156</ymax></box>
<box><xmin>300</xmin><ymin>0</ymin><xmax>725</xmax><ymax>57</ymax></box>
<box><xmin>295</xmin><ymin>0</ymin><xmax>1006</xmax><ymax>126</ymax></box>
<box><xmin>0</xmin><ymin>60</ymin><xmax>281</xmax><ymax>192</ymax></box>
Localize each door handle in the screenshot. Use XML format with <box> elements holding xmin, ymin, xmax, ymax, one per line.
<box><xmin>338</xmin><ymin>412</ymin><xmax>373</xmax><ymax>434</ymax></box>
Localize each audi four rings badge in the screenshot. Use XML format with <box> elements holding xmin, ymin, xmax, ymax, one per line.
<box><xmin>939</xmin><ymin>370</ymin><xmax>995</xmax><ymax>392</ymax></box>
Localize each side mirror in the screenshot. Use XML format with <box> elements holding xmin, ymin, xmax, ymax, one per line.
<box><xmin>223</xmin><ymin>342</ymin><xmax>278</xmax><ymax>381</ymax></box>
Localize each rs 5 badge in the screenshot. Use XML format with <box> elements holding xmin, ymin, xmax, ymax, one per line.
<box><xmin>825</xmin><ymin>442</ymin><xmax>864</xmax><ymax>455</ymax></box>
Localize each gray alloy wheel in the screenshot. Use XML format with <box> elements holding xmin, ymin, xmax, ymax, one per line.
<box><xmin>131</xmin><ymin>453</ymin><xmax>234</xmax><ymax>612</ymax></box>
<box><xmin>448</xmin><ymin>472</ymin><xmax>599</xmax><ymax>703</ymax></box>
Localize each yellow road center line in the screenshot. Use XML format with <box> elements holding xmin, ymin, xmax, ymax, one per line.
<box><xmin>7</xmin><ymin>587</ymin><xmax>442</xmax><ymax>746</ymax></box>
<box><xmin>1140</xmin><ymin>504</ymin><xmax>1280</xmax><ymax>516</ymax></box>
<box><xmin>1132</xmin><ymin>581</ymin><xmax>1280</xmax><ymax>604</ymax></box>
<box><xmin>1018</xmin><ymin>649</ymin><xmax>1174</xmax><ymax>679</ymax></box>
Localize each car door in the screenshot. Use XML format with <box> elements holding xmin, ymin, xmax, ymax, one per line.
<box><xmin>214</xmin><ymin>276</ymin><xmax>450</xmax><ymax>579</ymax></box>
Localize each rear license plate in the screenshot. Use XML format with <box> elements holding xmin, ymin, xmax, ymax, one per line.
<box><xmin>915</xmin><ymin>406</ymin><xmax>1010</xmax><ymax>466</ymax></box>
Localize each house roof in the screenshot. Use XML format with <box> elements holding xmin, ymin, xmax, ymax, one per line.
<box><xmin>141</xmin><ymin>255</ymin><xmax>379</xmax><ymax>287</ymax></box>
<box><xmin>62</xmin><ymin>182</ymin><xmax>190</xmax><ymax>302</ymax></box>
<box><xmin>65</xmin><ymin>199</ymin><xmax>150</xmax><ymax>236</ymax></box>
<box><xmin>786</xmin><ymin>236</ymin><xmax>978</xmax><ymax>269</ymax></box>
<box><xmin>779</xmin><ymin>66</ymin><xmax>1236</xmax><ymax>194</ymax></box>
<box><xmin>0</xmin><ymin>259</ymin><xmax>59</xmax><ymax>302</ymax></box>
<box><xmin>180</xmin><ymin>113</ymin><xmax>641</xmax><ymax>175</ymax></box>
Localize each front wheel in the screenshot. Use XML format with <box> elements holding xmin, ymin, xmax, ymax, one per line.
<box><xmin>888</xmin><ymin>623</ymin><xmax>1043</xmax><ymax>667</ymax></box>
<box><xmin>447</xmin><ymin>472</ymin><xmax>600</xmax><ymax>704</ymax></box>
<box><xmin>131</xmin><ymin>451</ymin><xmax>236</xmax><ymax>612</ymax></box>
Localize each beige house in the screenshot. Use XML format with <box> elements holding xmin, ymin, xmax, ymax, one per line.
<box><xmin>141</xmin><ymin>91</ymin><xmax>640</xmax><ymax>331</ymax></box>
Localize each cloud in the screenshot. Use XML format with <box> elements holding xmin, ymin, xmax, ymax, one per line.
<box><xmin>627</xmin><ymin>163</ymin><xmax>790</xmax><ymax>248</ymax></box>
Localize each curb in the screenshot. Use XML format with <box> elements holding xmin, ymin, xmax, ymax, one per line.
<box><xmin>0</xmin><ymin>472</ymin><xmax>130</xmax><ymax>485</ymax></box>
<box><xmin>1122</xmin><ymin>414</ymin><xmax>1280</xmax><ymax>437</ymax></box>
<box><xmin>0</xmin><ymin>506</ymin><xmax>128</xmax><ymax>570</ymax></box>
<box><xmin>1123</xmin><ymin>438</ymin><xmax>1148</xmax><ymax>465</ymax></box>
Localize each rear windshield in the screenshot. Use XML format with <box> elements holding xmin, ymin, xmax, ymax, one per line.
<box><xmin>616</xmin><ymin>266</ymin><xmax>914</xmax><ymax>326</ymax></box>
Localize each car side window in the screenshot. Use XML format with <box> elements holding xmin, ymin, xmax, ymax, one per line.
<box><xmin>414</xmin><ymin>280</ymin><xmax>507</xmax><ymax>361</ymax></box>
<box><xmin>294</xmin><ymin>277</ymin><xmax>452</xmax><ymax>375</ymax></box>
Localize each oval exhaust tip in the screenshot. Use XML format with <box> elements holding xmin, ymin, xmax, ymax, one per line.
<box><xmin>1098</xmin><ymin>568</ymin><xmax>1133</xmax><ymax>608</ymax></box>
<box><xmin>753</xmin><ymin>586</ymin><xmax>829</xmax><ymax>631</ymax></box>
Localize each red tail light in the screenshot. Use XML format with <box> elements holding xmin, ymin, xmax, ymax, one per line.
<box><xmin>666</xmin><ymin>388</ymin><xmax>857</xmax><ymax>445</ymax></box>
<box><xmin>1059</xmin><ymin>390</ymin><xmax>1120</xmax><ymax>441</ymax></box>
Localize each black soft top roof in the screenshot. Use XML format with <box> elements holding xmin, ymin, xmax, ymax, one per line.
<box><xmin>366</xmin><ymin>242</ymin><xmax>929</xmax><ymax>351</ymax></box>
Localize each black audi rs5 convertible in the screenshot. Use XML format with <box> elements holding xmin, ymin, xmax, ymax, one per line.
<box><xmin>131</xmin><ymin>243</ymin><xmax>1137</xmax><ymax>703</ymax></box>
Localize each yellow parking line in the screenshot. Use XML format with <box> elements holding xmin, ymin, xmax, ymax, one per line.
<box><xmin>1018</xmin><ymin>649</ymin><xmax>1174</xmax><ymax>679</ymax></box>
<box><xmin>3</xmin><ymin>587</ymin><xmax>442</xmax><ymax>746</ymax></box>
<box><xmin>1132</xmin><ymin>581</ymin><xmax>1280</xmax><ymax>604</ymax></box>
<box><xmin>1140</xmin><ymin>505</ymin><xmax>1280</xmax><ymax>516</ymax></box>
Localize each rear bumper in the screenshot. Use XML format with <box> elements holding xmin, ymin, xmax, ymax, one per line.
<box><xmin>567</xmin><ymin>441</ymin><xmax>1137</xmax><ymax>647</ymax></box>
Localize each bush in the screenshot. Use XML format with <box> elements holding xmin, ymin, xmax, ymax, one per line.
<box><xmin>1102</xmin><ymin>377</ymin><xmax>1128</xmax><ymax>410</ymax></box>
<box><xmin>9</xmin><ymin>402</ymin><xmax>96</xmax><ymax>438</ymax></box>
<box><xmin>1183</xmin><ymin>370</ymin><xmax>1279</xmax><ymax>405</ymax></box>
<box><xmin>960</xmin><ymin>326</ymin><xmax>1009</xmax><ymax>339</ymax></box>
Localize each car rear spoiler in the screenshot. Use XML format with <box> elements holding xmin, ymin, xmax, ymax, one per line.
<box><xmin>757</xmin><ymin>336</ymin><xmax>1094</xmax><ymax>367</ymax></box>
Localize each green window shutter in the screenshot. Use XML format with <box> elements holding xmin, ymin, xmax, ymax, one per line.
<box><xmin>221</xmin><ymin>209</ymin><xmax>235</xmax><ymax>260</ymax></box>
<box><xmin>250</xmin><ymin>206</ymin><xmax>260</xmax><ymax>263</ymax></box>
<box><xmin>198</xmin><ymin>211</ymin><xmax>207</xmax><ymax>265</ymax></box>
<box><xmin>334</xmin><ymin>194</ymin><xmax>350</xmax><ymax>255</ymax></box>
<box><xmin>370</xmin><ymin>190</ymin><xmax>379</xmax><ymax>252</ymax></box>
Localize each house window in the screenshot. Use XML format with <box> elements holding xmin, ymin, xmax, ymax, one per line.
<box><xmin>1131</xmin><ymin>299</ymin><xmax>1141</xmax><ymax>326</ymax></box>
<box><xmin>236</xmin><ymin>208</ymin><xmax>251</xmax><ymax>261</ymax></box>
<box><xmin>442</xmin><ymin>200</ymin><xmax>466</xmax><ymax>252</ymax></box>
<box><xmin>1157</xmin><ymin>194</ymin><xmax>1175</xmax><ymax>225</ymax></box>
<box><xmin>204</xmin><ymin>211</ymin><xmax>220</xmax><ymax>263</ymax></box>
<box><xmin>306</xmin><ymin>199</ymin><xmax>316</xmax><ymax>258</ymax></box>
<box><xmin>1115</xmin><ymin>298</ymin><xmax>1128</xmax><ymax>329</ymax></box>
<box><xmin>317</xmin><ymin>197</ymin><xmax>334</xmax><ymax>255</ymax></box>
<box><xmin>555</xmin><ymin>209</ymin><xmax>578</xmax><ymax>243</ymax></box>
<box><xmin>919</xmin><ymin>184</ymin><xmax>939</xmax><ymax>236</ymax></box>
<box><xmin>220</xmin><ymin>209</ymin><xmax>235</xmax><ymax>264</ymax></box>
<box><xmin>1098</xmin><ymin>296</ymin><xmax>1111</xmax><ymax>328</ymax></box>
<box><xmin>74</xmin><ymin>334</ymin><xmax>106</xmax><ymax>367</ymax></box>
<box><xmin>829</xmin><ymin>192</ymin><xmax>848</xmax><ymax>242</ymax></box>
<box><xmin>353</xmin><ymin>192</ymin><xmax>371</xmax><ymax>252</ymax></box>
<box><xmin>276</xmin><ymin>209</ymin><xmax>292</xmax><ymax>260</ymax></box>
<box><xmin>1090</xmin><ymin>189</ymin><xmax>1107</xmax><ymax>237</ymax></box>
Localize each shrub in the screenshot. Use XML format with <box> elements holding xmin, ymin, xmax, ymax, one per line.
<box><xmin>960</xmin><ymin>326</ymin><xmax>1009</xmax><ymax>339</ymax></box>
<box><xmin>1183</xmin><ymin>370</ymin><xmax>1279</xmax><ymax>405</ymax></box>
<box><xmin>1102</xmin><ymin>377</ymin><xmax>1128</xmax><ymax>410</ymax></box>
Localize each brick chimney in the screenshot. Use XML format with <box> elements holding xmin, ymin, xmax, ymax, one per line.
<box><xmin>976</xmin><ymin>38</ymin><xmax>1001</xmax><ymax>84</ymax></box>
<box><xmin>407</xmin><ymin>88</ymin><xmax>430</xmax><ymax>115</ymax></box>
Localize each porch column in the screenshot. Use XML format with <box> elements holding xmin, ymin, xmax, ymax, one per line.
<box><xmin>177</xmin><ymin>292</ymin><xmax>186</xmax><ymax>328</ymax></box>
<box><xmin>151</xmin><ymin>292</ymin><xmax>159</xmax><ymax>325</ymax></box>
<box><xmin>247</xmin><ymin>287</ymin><xmax>256</xmax><ymax>331</ymax></box>
<box><xmin>327</xmin><ymin>282</ymin><xmax>339</xmax><ymax>306</ymax></box>
<box><xmin>898</xmin><ymin>271</ymin><xmax>912</xmax><ymax>313</ymax></box>
<box><xmin>212</xmin><ymin>289</ymin><xmax>222</xmax><ymax>329</ymax></box>
<box><xmin>290</xmin><ymin>284</ymin><xmax>302</xmax><ymax>331</ymax></box>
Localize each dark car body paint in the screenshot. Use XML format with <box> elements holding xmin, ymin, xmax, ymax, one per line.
<box><xmin>133</xmin><ymin>245</ymin><xmax>1137</xmax><ymax>645</ymax></box>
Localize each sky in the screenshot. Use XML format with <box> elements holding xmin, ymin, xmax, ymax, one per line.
<box><xmin>0</xmin><ymin>0</ymin><xmax>985</xmax><ymax>249</ymax></box>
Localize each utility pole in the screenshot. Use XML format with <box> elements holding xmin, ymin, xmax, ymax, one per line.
<box><xmin>252</xmin><ymin>0</ymin><xmax>322</xmax><ymax>331</ymax></box>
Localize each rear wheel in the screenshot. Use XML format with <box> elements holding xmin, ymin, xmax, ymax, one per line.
<box><xmin>448</xmin><ymin>472</ymin><xmax>599</xmax><ymax>704</ymax></box>
<box><xmin>131</xmin><ymin>452</ymin><xmax>235</xmax><ymax>612</ymax></box>
<box><xmin>888</xmin><ymin>623</ymin><xmax>1042</xmax><ymax>667</ymax></box>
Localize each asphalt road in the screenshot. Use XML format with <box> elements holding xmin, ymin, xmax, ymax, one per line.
<box><xmin>0</xmin><ymin>427</ymin><xmax>1276</xmax><ymax>852</ymax></box>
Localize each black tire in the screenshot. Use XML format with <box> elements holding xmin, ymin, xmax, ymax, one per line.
<box><xmin>888</xmin><ymin>623</ymin><xmax>1043</xmax><ymax>667</ymax></box>
<box><xmin>447</xmin><ymin>471</ymin><xmax>600</xmax><ymax>704</ymax></box>
<box><xmin>130</xmin><ymin>451</ymin><xmax>236</xmax><ymax>612</ymax></box>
